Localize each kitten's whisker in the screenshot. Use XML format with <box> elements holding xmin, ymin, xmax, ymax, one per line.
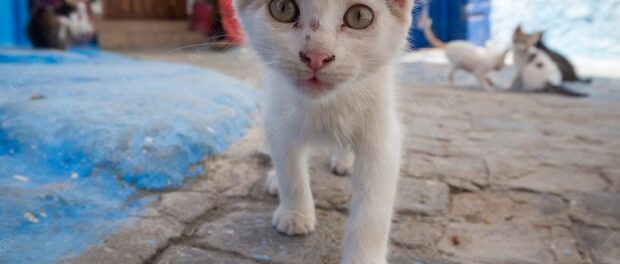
<box><xmin>163</xmin><ymin>42</ymin><xmax>216</xmax><ymax>55</ymax></box>
<box><xmin>163</xmin><ymin>39</ymin><xmax>266</xmax><ymax>55</ymax></box>
<box><xmin>224</xmin><ymin>60</ymin><xmax>281</xmax><ymax>84</ymax></box>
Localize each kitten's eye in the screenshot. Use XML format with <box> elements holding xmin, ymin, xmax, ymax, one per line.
<box><xmin>269</xmin><ymin>0</ymin><xmax>299</xmax><ymax>23</ymax></box>
<box><xmin>344</xmin><ymin>5</ymin><xmax>374</xmax><ymax>30</ymax></box>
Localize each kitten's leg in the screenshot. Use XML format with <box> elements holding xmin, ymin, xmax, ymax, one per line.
<box><xmin>341</xmin><ymin>123</ymin><xmax>401</xmax><ymax>264</ymax></box>
<box><xmin>509</xmin><ymin>72</ymin><xmax>524</xmax><ymax>91</ymax></box>
<box><xmin>330</xmin><ymin>148</ymin><xmax>354</xmax><ymax>176</ymax></box>
<box><xmin>265</xmin><ymin>169</ymin><xmax>278</xmax><ymax>195</ymax></box>
<box><xmin>448</xmin><ymin>67</ymin><xmax>457</xmax><ymax>85</ymax></box>
<box><xmin>476</xmin><ymin>73</ymin><xmax>494</xmax><ymax>91</ymax></box>
<box><xmin>485</xmin><ymin>76</ymin><xmax>495</xmax><ymax>88</ymax></box>
<box><xmin>269</xmin><ymin>140</ymin><xmax>316</xmax><ymax>235</ymax></box>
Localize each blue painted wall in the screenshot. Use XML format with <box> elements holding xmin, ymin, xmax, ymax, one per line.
<box><xmin>0</xmin><ymin>0</ymin><xmax>30</xmax><ymax>46</ymax></box>
<box><xmin>410</xmin><ymin>0</ymin><xmax>491</xmax><ymax>48</ymax></box>
<box><xmin>490</xmin><ymin>0</ymin><xmax>620</xmax><ymax>60</ymax></box>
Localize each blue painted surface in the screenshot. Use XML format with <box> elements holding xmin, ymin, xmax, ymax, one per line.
<box><xmin>490</xmin><ymin>0</ymin><xmax>620</xmax><ymax>60</ymax></box>
<box><xmin>0</xmin><ymin>0</ymin><xmax>30</xmax><ymax>46</ymax></box>
<box><xmin>0</xmin><ymin>47</ymin><xmax>257</xmax><ymax>263</ymax></box>
<box><xmin>409</xmin><ymin>0</ymin><xmax>430</xmax><ymax>48</ymax></box>
<box><xmin>410</xmin><ymin>0</ymin><xmax>491</xmax><ymax>48</ymax></box>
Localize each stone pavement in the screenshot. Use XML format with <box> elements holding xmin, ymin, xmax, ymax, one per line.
<box><xmin>72</xmin><ymin>49</ymin><xmax>620</xmax><ymax>264</ymax></box>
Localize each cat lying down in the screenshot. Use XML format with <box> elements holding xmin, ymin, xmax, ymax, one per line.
<box><xmin>422</xmin><ymin>16</ymin><xmax>587</xmax><ymax>98</ymax></box>
<box><xmin>511</xmin><ymin>25</ymin><xmax>588</xmax><ymax>97</ymax></box>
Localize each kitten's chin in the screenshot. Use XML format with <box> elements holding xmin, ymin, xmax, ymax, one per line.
<box><xmin>294</xmin><ymin>78</ymin><xmax>337</xmax><ymax>98</ymax></box>
<box><xmin>297</xmin><ymin>77</ymin><xmax>335</xmax><ymax>91</ymax></box>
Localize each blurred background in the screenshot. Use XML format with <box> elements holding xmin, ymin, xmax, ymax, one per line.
<box><xmin>2</xmin><ymin>1</ymin><xmax>619</xmax><ymax>57</ymax></box>
<box><xmin>0</xmin><ymin>0</ymin><xmax>242</xmax><ymax>49</ymax></box>
<box><xmin>3</xmin><ymin>0</ymin><xmax>618</xmax><ymax>76</ymax></box>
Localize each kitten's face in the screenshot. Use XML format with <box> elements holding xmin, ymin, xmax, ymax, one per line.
<box><xmin>56</xmin><ymin>1</ymin><xmax>95</xmax><ymax>43</ymax></box>
<box><xmin>513</xmin><ymin>26</ymin><xmax>541</xmax><ymax>52</ymax></box>
<box><xmin>235</xmin><ymin>0</ymin><xmax>413</xmax><ymax>99</ymax></box>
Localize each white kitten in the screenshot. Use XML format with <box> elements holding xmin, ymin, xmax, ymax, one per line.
<box><xmin>423</xmin><ymin>18</ymin><xmax>508</xmax><ymax>91</ymax></box>
<box><xmin>234</xmin><ymin>0</ymin><xmax>413</xmax><ymax>263</ymax></box>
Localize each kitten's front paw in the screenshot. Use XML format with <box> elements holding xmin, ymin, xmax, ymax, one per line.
<box><xmin>341</xmin><ymin>257</ymin><xmax>387</xmax><ymax>264</ymax></box>
<box><xmin>341</xmin><ymin>252</ymin><xmax>387</xmax><ymax>264</ymax></box>
<box><xmin>272</xmin><ymin>207</ymin><xmax>315</xmax><ymax>236</ymax></box>
<box><xmin>265</xmin><ymin>170</ymin><xmax>278</xmax><ymax>195</ymax></box>
<box><xmin>330</xmin><ymin>155</ymin><xmax>352</xmax><ymax>176</ymax></box>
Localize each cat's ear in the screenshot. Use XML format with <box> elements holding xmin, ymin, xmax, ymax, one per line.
<box><xmin>514</xmin><ymin>24</ymin><xmax>523</xmax><ymax>36</ymax></box>
<box><xmin>530</xmin><ymin>32</ymin><xmax>543</xmax><ymax>44</ymax></box>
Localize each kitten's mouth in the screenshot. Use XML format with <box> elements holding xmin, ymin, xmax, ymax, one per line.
<box><xmin>297</xmin><ymin>76</ymin><xmax>334</xmax><ymax>92</ymax></box>
<box><xmin>309</xmin><ymin>77</ymin><xmax>321</xmax><ymax>85</ymax></box>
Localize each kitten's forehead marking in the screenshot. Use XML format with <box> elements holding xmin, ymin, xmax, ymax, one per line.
<box><xmin>310</xmin><ymin>20</ymin><xmax>321</xmax><ymax>31</ymax></box>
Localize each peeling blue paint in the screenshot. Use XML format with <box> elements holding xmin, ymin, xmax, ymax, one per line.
<box><xmin>0</xmin><ymin>48</ymin><xmax>257</xmax><ymax>263</ymax></box>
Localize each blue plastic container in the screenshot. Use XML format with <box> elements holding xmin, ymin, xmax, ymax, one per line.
<box><xmin>0</xmin><ymin>0</ymin><xmax>30</xmax><ymax>46</ymax></box>
<box><xmin>410</xmin><ymin>0</ymin><xmax>490</xmax><ymax>49</ymax></box>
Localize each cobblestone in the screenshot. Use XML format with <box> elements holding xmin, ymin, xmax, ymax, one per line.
<box><xmin>74</xmin><ymin>50</ymin><xmax>620</xmax><ymax>264</ymax></box>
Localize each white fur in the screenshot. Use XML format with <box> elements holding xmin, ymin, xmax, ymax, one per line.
<box><xmin>64</xmin><ymin>1</ymin><xmax>95</xmax><ymax>44</ymax></box>
<box><xmin>234</xmin><ymin>0</ymin><xmax>412</xmax><ymax>263</ymax></box>
<box><xmin>58</xmin><ymin>17</ymin><xmax>71</xmax><ymax>44</ymax></box>
<box><xmin>444</xmin><ymin>41</ymin><xmax>507</xmax><ymax>91</ymax></box>
<box><xmin>74</xmin><ymin>2</ymin><xmax>95</xmax><ymax>36</ymax></box>
<box><xmin>330</xmin><ymin>148</ymin><xmax>354</xmax><ymax>176</ymax></box>
<box><xmin>511</xmin><ymin>38</ymin><xmax>563</xmax><ymax>92</ymax></box>
<box><xmin>520</xmin><ymin>49</ymin><xmax>562</xmax><ymax>91</ymax></box>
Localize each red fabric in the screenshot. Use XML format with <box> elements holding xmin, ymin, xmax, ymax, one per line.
<box><xmin>217</xmin><ymin>0</ymin><xmax>246</xmax><ymax>45</ymax></box>
<box><xmin>192</xmin><ymin>2</ymin><xmax>216</xmax><ymax>34</ymax></box>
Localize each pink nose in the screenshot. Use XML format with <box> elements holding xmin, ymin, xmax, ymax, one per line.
<box><xmin>299</xmin><ymin>51</ymin><xmax>336</xmax><ymax>71</ymax></box>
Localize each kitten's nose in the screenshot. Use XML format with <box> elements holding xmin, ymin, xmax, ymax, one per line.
<box><xmin>299</xmin><ymin>51</ymin><xmax>336</xmax><ymax>71</ymax></box>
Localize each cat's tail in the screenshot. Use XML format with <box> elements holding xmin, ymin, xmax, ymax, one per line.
<box><xmin>577</xmin><ymin>78</ymin><xmax>593</xmax><ymax>84</ymax></box>
<box><xmin>544</xmin><ymin>83</ymin><xmax>588</xmax><ymax>97</ymax></box>
<box><xmin>422</xmin><ymin>16</ymin><xmax>447</xmax><ymax>49</ymax></box>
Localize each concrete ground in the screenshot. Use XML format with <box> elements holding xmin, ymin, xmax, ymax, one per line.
<box><xmin>73</xmin><ymin>48</ymin><xmax>620</xmax><ymax>264</ymax></box>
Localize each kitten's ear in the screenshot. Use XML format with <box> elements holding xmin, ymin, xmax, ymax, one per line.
<box><xmin>514</xmin><ymin>24</ymin><xmax>523</xmax><ymax>35</ymax></box>
<box><xmin>530</xmin><ymin>32</ymin><xmax>543</xmax><ymax>44</ymax></box>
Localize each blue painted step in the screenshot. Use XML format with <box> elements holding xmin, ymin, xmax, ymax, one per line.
<box><xmin>0</xmin><ymin>47</ymin><xmax>257</xmax><ymax>264</ymax></box>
